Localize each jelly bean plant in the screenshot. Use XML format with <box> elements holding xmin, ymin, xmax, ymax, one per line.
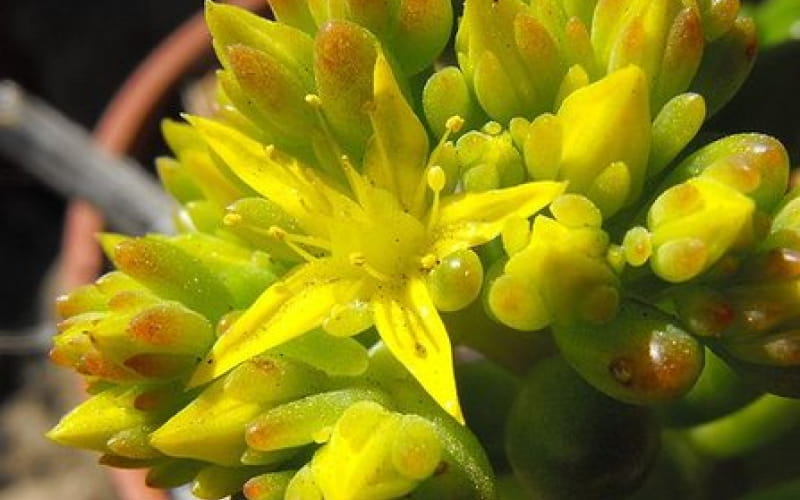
<box><xmin>48</xmin><ymin>0</ymin><xmax>800</xmax><ymax>499</ymax></box>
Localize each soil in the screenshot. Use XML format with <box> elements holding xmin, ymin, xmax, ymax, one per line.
<box><xmin>0</xmin><ymin>356</ymin><xmax>116</xmax><ymax>500</ymax></box>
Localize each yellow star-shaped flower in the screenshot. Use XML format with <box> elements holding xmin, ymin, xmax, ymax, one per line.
<box><xmin>188</xmin><ymin>53</ymin><xmax>564</xmax><ymax>423</ymax></box>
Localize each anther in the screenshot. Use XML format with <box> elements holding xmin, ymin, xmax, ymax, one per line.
<box><xmin>426</xmin><ymin>166</ymin><xmax>446</xmax><ymax>230</ymax></box>
<box><xmin>427</xmin><ymin>166</ymin><xmax>446</xmax><ymax>193</ymax></box>
<box><xmin>420</xmin><ymin>254</ymin><xmax>438</xmax><ymax>271</ymax></box>
<box><xmin>304</xmin><ymin>94</ymin><xmax>322</xmax><ymax>107</ymax></box>
<box><xmin>222</xmin><ymin>213</ymin><xmax>243</xmax><ymax>226</ymax></box>
<box><xmin>267</xmin><ymin>226</ymin><xmax>288</xmax><ymax>240</ymax></box>
<box><xmin>445</xmin><ymin>115</ymin><xmax>465</xmax><ymax>134</ymax></box>
<box><xmin>349</xmin><ymin>252</ymin><xmax>390</xmax><ymax>281</ymax></box>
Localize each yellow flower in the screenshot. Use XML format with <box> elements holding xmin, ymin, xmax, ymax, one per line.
<box><xmin>187</xmin><ymin>53</ymin><xmax>564</xmax><ymax>423</ymax></box>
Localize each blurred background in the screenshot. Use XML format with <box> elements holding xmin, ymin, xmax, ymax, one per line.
<box><xmin>0</xmin><ymin>1</ymin><xmax>206</xmax><ymax>498</ymax></box>
<box><xmin>0</xmin><ymin>1</ymin><xmax>798</xmax><ymax>499</ymax></box>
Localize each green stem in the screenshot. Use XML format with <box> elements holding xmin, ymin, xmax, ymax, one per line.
<box><xmin>683</xmin><ymin>394</ymin><xmax>800</xmax><ymax>459</ymax></box>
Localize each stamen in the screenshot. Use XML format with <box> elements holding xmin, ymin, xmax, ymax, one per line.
<box><xmin>266</xmin><ymin>225</ymin><xmax>324</xmax><ymax>262</ymax></box>
<box><xmin>304</xmin><ymin>94</ymin><xmax>322</xmax><ymax>107</ymax></box>
<box><xmin>339</xmin><ymin>154</ymin><xmax>366</xmax><ymax>204</ymax></box>
<box><xmin>305</xmin><ymin>94</ymin><xmax>352</xmax><ymax>184</ymax></box>
<box><xmin>445</xmin><ymin>115</ymin><xmax>465</xmax><ymax>134</ymax></box>
<box><xmin>222</xmin><ymin>213</ymin><xmax>243</xmax><ymax>226</ymax></box>
<box><xmin>267</xmin><ymin>225</ymin><xmax>330</xmax><ymax>250</ymax></box>
<box><xmin>413</xmin><ymin>115</ymin><xmax>462</xmax><ymax>211</ymax></box>
<box><xmin>426</xmin><ymin>166</ymin><xmax>446</xmax><ymax>230</ymax></box>
<box><xmin>349</xmin><ymin>252</ymin><xmax>390</xmax><ymax>282</ymax></box>
<box><xmin>427</xmin><ymin>114</ymin><xmax>464</xmax><ymax>169</ymax></box>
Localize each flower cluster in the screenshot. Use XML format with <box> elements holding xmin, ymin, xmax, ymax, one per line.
<box><xmin>49</xmin><ymin>0</ymin><xmax>800</xmax><ymax>499</ymax></box>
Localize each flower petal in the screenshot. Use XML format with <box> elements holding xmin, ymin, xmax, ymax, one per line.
<box><xmin>371</xmin><ymin>278</ymin><xmax>464</xmax><ymax>423</ymax></box>
<box><xmin>363</xmin><ymin>53</ymin><xmax>430</xmax><ymax>215</ymax></box>
<box><xmin>189</xmin><ymin>259</ymin><xmax>364</xmax><ymax>388</ymax></box>
<box><xmin>186</xmin><ymin>115</ymin><xmax>338</xmax><ymax>235</ymax></box>
<box><xmin>431</xmin><ymin>180</ymin><xmax>566</xmax><ymax>257</ymax></box>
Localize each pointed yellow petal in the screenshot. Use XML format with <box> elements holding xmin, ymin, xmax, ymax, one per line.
<box><xmin>186</xmin><ymin>115</ymin><xmax>332</xmax><ymax>235</ymax></box>
<box><xmin>189</xmin><ymin>259</ymin><xmax>364</xmax><ymax>387</ymax></box>
<box><xmin>363</xmin><ymin>53</ymin><xmax>430</xmax><ymax>215</ymax></box>
<box><xmin>431</xmin><ymin>180</ymin><xmax>565</xmax><ymax>257</ymax></box>
<box><xmin>371</xmin><ymin>278</ymin><xmax>464</xmax><ymax>423</ymax></box>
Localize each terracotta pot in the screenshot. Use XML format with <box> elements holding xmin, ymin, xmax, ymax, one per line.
<box><xmin>58</xmin><ymin>1</ymin><xmax>264</xmax><ymax>498</ymax></box>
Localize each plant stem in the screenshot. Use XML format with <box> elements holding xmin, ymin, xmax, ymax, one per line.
<box><xmin>683</xmin><ymin>394</ymin><xmax>800</xmax><ymax>459</ymax></box>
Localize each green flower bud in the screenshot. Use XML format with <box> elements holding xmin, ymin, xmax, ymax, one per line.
<box><xmin>553</xmin><ymin>301</ymin><xmax>704</xmax><ymax>404</ymax></box>
<box><xmin>313</xmin><ymin>20</ymin><xmax>377</xmax><ymax>156</ymax></box>
<box><xmin>161</xmin><ymin>119</ymin><xmax>252</xmax><ymax>207</ymax></box>
<box><xmin>281</xmin><ymin>0</ymin><xmax>452</xmax><ymax>75</ymax></box>
<box><xmin>456</xmin><ymin>126</ymin><xmax>526</xmax><ymax>192</ymax></box>
<box><xmin>150</xmin><ymin>355</ymin><xmax>327</xmax><ymax>465</ymax></box>
<box><xmin>48</xmin><ymin>386</ymin><xmax>153</xmax><ymax>453</ymax></box>
<box><xmin>647</xmin><ymin>177</ymin><xmax>755</xmax><ymax>282</ymax></box>
<box><xmin>225</xmin><ymin>43</ymin><xmax>316</xmax><ymax>140</ymax></box>
<box><xmin>265</xmin><ymin>0</ymin><xmax>316</xmax><ymax>33</ymax></box>
<box><xmin>667</xmin><ymin>133</ymin><xmax>789</xmax><ymax>214</ymax></box>
<box><xmin>156</xmin><ymin>156</ymin><xmax>204</xmax><ymax>205</ymax></box>
<box><xmin>423</xmin><ymin>67</ymin><xmax>482</xmax><ymax>138</ymax></box>
<box><xmin>207</xmin><ymin>2</ymin><xmax>314</xmax><ymax>78</ymax></box>
<box><xmin>506</xmin><ymin>356</ymin><xmax>660</xmax><ymax>499</ymax></box>
<box><xmin>490</xmin><ymin>203</ymin><xmax>619</xmax><ymax>330</ymax></box>
<box><xmin>104</xmin><ymin>235</ymin><xmax>235</xmax><ymax>321</ymax></box>
<box><xmin>457</xmin><ymin>0</ymin><xmax>553</xmax><ymax>122</ymax></box>
<box><xmin>555</xmin><ymin>66</ymin><xmax>651</xmax><ymax>216</ymax></box>
<box><xmin>246</xmin><ymin>388</ymin><xmax>389</xmax><ymax>452</ymax></box>
<box><xmin>146</xmin><ymin>460</ymin><xmax>205</xmax><ymax>490</ymax></box>
<box><xmin>243</xmin><ymin>471</ymin><xmax>295</xmax><ymax>500</ymax></box>
<box><xmin>157</xmin><ymin>233</ymin><xmax>279</xmax><ymax>308</ymax></box>
<box><xmin>426</xmin><ymin>249</ymin><xmax>484</xmax><ymax>312</ymax></box>
<box><xmin>690</xmin><ymin>14</ymin><xmax>758</xmax><ymax>115</ymax></box>
<box><xmin>307</xmin><ymin>401</ymin><xmax>443</xmax><ymax>500</ymax></box>
<box><xmin>649</xmin><ymin>93</ymin><xmax>706</xmax><ymax>177</ymax></box>
<box><xmin>193</xmin><ymin>464</ymin><xmax>266</xmax><ymax>500</ymax></box>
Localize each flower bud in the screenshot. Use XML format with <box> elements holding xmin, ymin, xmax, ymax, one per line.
<box><xmin>553</xmin><ymin>301</ymin><xmax>704</xmax><ymax>404</ymax></box>
<box><xmin>506</xmin><ymin>356</ymin><xmax>660</xmax><ymax>499</ymax></box>
<box><xmin>298</xmin><ymin>0</ymin><xmax>453</xmax><ymax>75</ymax></box>
<box><xmin>105</xmin><ymin>235</ymin><xmax>235</xmax><ymax>321</ymax></box>
<box><xmin>150</xmin><ymin>355</ymin><xmax>327</xmax><ymax>466</ymax></box>
<box><xmin>647</xmin><ymin>177</ymin><xmax>755</xmax><ymax>282</ymax></box>
<box><xmin>163</xmin><ymin>233</ymin><xmax>279</xmax><ymax>308</ymax></box>
<box><xmin>426</xmin><ymin>249</ymin><xmax>484</xmax><ymax>312</ymax></box>
<box><xmin>193</xmin><ymin>465</ymin><xmax>265</xmax><ymax>500</ymax></box>
<box><xmin>47</xmin><ymin>386</ymin><xmax>166</xmax><ymax>453</ymax></box>
<box><xmin>690</xmin><ymin>15</ymin><xmax>757</xmax><ymax>115</ymax></box>
<box><xmin>648</xmin><ymin>93</ymin><xmax>706</xmax><ymax>177</ymax></box>
<box><xmin>314</xmin><ymin>20</ymin><xmax>377</xmax><ymax>155</ymax></box>
<box><xmin>555</xmin><ymin>66</ymin><xmax>651</xmax><ymax>216</ymax></box>
<box><xmin>246</xmin><ymin>388</ymin><xmax>389</xmax><ymax>452</ymax></box>
<box><xmin>161</xmin><ymin>119</ymin><xmax>250</xmax><ymax>207</ymax></box>
<box><xmin>423</xmin><ymin>67</ymin><xmax>482</xmax><ymax>138</ymax></box>
<box><xmin>456</xmin><ymin>127</ymin><xmax>525</xmax><ymax>192</ymax></box>
<box><xmin>668</xmin><ymin>133</ymin><xmax>789</xmax><ymax>213</ymax></box>
<box><xmin>225</xmin><ymin>44</ymin><xmax>316</xmax><ymax>141</ymax></box>
<box><xmin>308</xmin><ymin>401</ymin><xmax>443</xmax><ymax>499</ymax></box>
<box><xmin>243</xmin><ymin>471</ymin><xmax>295</xmax><ymax>500</ymax></box>
<box><xmin>490</xmin><ymin>205</ymin><xmax>619</xmax><ymax>330</ymax></box>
